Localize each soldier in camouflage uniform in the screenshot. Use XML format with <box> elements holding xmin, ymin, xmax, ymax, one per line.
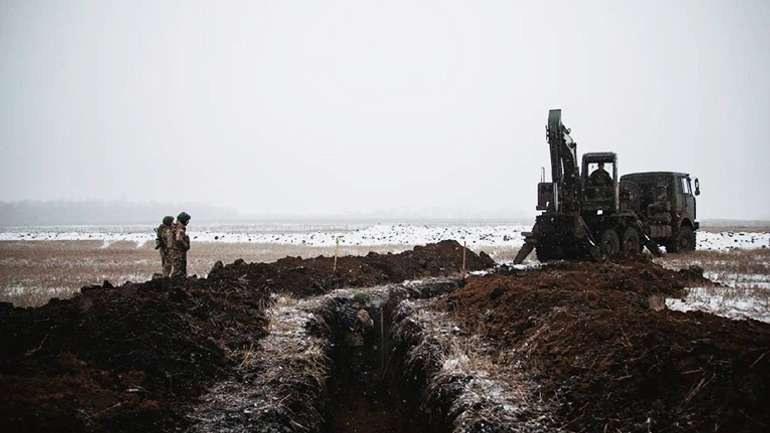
<box><xmin>169</xmin><ymin>212</ymin><xmax>191</xmax><ymax>278</ymax></box>
<box><xmin>589</xmin><ymin>162</ymin><xmax>612</xmax><ymax>187</ymax></box>
<box><xmin>343</xmin><ymin>293</ymin><xmax>374</xmax><ymax>347</ymax></box>
<box><xmin>154</xmin><ymin>216</ymin><xmax>175</xmax><ymax>277</ymax></box>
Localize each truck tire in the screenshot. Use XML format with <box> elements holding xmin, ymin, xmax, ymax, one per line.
<box><xmin>600</xmin><ymin>229</ymin><xmax>621</xmax><ymax>258</ymax></box>
<box><xmin>670</xmin><ymin>226</ymin><xmax>696</xmax><ymax>252</ymax></box>
<box><xmin>622</xmin><ymin>227</ymin><xmax>642</xmax><ymax>256</ymax></box>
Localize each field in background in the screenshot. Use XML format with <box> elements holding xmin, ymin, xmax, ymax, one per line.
<box><xmin>2</xmin><ymin>237</ymin><xmax>769</xmax><ymax>313</ymax></box>
<box><xmin>0</xmin><ymin>240</ymin><xmax>426</xmax><ymax>307</ymax></box>
<box><xmin>700</xmin><ymin>220</ymin><xmax>770</xmax><ymax>233</ymax></box>
<box><xmin>656</xmin><ymin>249</ymin><xmax>770</xmax><ymax>322</ymax></box>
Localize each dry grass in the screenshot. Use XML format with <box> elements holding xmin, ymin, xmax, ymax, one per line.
<box><xmin>0</xmin><ymin>240</ymin><xmax>410</xmax><ymax>307</ymax></box>
<box><xmin>657</xmin><ymin>249</ymin><xmax>770</xmax><ymax>323</ymax></box>
<box><xmin>666</xmin><ymin>286</ymin><xmax>770</xmax><ymax>323</ymax></box>
<box><xmin>699</xmin><ymin>221</ymin><xmax>770</xmax><ymax>233</ymax></box>
<box><xmin>0</xmin><ymin>285</ymin><xmax>76</xmax><ymax>308</ymax></box>
<box><xmin>395</xmin><ymin>301</ymin><xmax>561</xmax><ymax>432</ymax></box>
<box><xmin>656</xmin><ymin>249</ymin><xmax>770</xmax><ymax>278</ymax></box>
<box><xmin>3</xmin><ymin>239</ymin><xmax>766</xmax><ymax>309</ymax></box>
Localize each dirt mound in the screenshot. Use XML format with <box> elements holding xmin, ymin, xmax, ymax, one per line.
<box><xmin>0</xmin><ymin>241</ymin><xmax>491</xmax><ymax>433</ymax></box>
<box><xmin>210</xmin><ymin>239</ymin><xmax>494</xmax><ymax>297</ymax></box>
<box><xmin>441</xmin><ymin>259</ymin><xmax>770</xmax><ymax>433</ymax></box>
<box><xmin>0</xmin><ymin>274</ymin><xmax>270</xmax><ymax>433</ymax></box>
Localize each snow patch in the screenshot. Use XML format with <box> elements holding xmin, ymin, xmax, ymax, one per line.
<box><xmin>1</xmin><ymin>223</ymin><xmax>768</xmax><ymax>252</ymax></box>
<box><xmin>666</xmin><ymin>287</ymin><xmax>770</xmax><ymax>323</ymax></box>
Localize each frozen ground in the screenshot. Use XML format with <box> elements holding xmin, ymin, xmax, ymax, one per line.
<box><xmin>2</xmin><ymin>223</ymin><xmax>768</xmax><ymax>324</ymax></box>
<box><xmin>696</xmin><ymin>230</ymin><xmax>770</xmax><ymax>251</ymax></box>
<box><xmin>657</xmin><ymin>249</ymin><xmax>770</xmax><ymax>323</ymax></box>
<box><xmin>666</xmin><ymin>287</ymin><xmax>770</xmax><ymax>323</ymax></box>
<box><xmin>0</xmin><ymin>223</ymin><xmax>527</xmax><ymax>248</ymax></box>
<box><xmin>1</xmin><ymin>223</ymin><xmax>768</xmax><ymax>251</ymax></box>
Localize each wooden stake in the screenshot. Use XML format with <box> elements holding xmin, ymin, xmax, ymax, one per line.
<box><xmin>462</xmin><ymin>240</ymin><xmax>467</xmax><ymax>276</ymax></box>
<box><xmin>333</xmin><ymin>237</ymin><xmax>339</xmax><ymax>272</ymax></box>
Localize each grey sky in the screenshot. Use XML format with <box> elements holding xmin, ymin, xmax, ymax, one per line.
<box><xmin>1</xmin><ymin>0</ymin><xmax>769</xmax><ymax>220</ymax></box>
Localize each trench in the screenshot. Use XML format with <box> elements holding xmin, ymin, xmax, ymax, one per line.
<box><xmin>188</xmin><ymin>278</ymin><xmax>526</xmax><ymax>433</ymax></box>
<box><xmin>321</xmin><ymin>297</ymin><xmax>431</xmax><ymax>433</ymax></box>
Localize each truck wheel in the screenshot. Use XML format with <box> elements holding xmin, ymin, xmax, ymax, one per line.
<box><xmin>600</xmin><ymin>229</ymin><xmax>621</xmax><ymax>258</ymax></box>
<box><xmin>588</xmin><ymin>245</ymin><xmax>605</xmax><ymax>262</ymax></box>
<box><xmin>673</xmin><ymin>226</ymin><xmax>696</xmax><ymax>252</ymax></box>
<box><xmin>622</xmin><ymin>227</ymin><xmax>641</xmax><ymax>256</ymax></box>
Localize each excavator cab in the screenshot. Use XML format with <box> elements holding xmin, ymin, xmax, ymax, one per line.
<box><xmin>581</xmin><ymin>152</ymin><xmax>618</xmax><ymax>213</ymax></box>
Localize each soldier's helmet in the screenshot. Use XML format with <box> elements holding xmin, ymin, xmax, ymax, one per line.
<box><xmin>162</xmin><ymin>216</ymin><xmax>174</xmax><ymax>226</ymax></box>
<box><xmin>352</xmin><ymin>292</ymin><xmax>370</xmax><ymax>305</ymax></box>
<box><xmin>177</xmin><ymin>212</ymin><xmax>191</xmax><ymax>225</ymax></box>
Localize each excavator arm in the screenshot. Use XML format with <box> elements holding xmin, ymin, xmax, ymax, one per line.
<box><xmin>514</xmin><ymin>109</ymin><xmax>598</xmax><ymax>264</ymax></box>
<box><xmin>546</xmin><ymin>109</ymin><xmax>580</xmax><ymax>212</ymax></box>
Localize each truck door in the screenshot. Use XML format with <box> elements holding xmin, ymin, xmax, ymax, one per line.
<box><xmin>679</xmin><ymin>176</ymin><xmax>696</xmax><ymax>222</ymax></box>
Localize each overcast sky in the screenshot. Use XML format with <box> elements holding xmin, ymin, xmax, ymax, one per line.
<box><xmin>1</xmin><ymin>0</ymin><xmax>768</xmax><ymax>220</ymax></box>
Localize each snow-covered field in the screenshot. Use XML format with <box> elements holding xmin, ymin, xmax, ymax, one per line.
<box><xmin>666</xmin><ymin>287</ymin><xmax>770</xmax><ymax>323</ymax></box>
<box><xmin>658</xmin><ymin>249</ymin><xmax>770</xmax><ymax>323</ymax></box>
<box><xmin>2</xmin><ymin>223</ymin><xmax>768</xmax><ymax>322</ymax></box>
<box><xmin>696</xmin><ymin>231</ymin><xmax>770</xmax><ymax>251</ymax></box>
<box><xmin>0</xmin><ymin>223</ymin><xmax>526</xmax><ymax>248</ymax></box>
<box><xmin>1</xmin><ymin>223</ymin><xmax>768</xmax><ymax>251</ymax></box>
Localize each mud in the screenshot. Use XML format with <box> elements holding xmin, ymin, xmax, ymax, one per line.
<box><xmin>3</xmin><ymin>243</ymin><xmax>768</xmax><ymax>433</ymax></box>
<box><xmin>0</xmin><ymin>275</ymin><xmax>269</xmax><ymax>433</ymax></box>
<box><xmin>0</xmin><ymin>241</ymin><xmax>490</xmax><ymax>433</ymax></box>
<box><xmin>389</xmin><ymin>299</ymin><xmax>561</xmax><ymax>433</ymax></box>
<box><xmin>207</xmin><ymin>239</ymin><xmax>494</xmax><ymax>298</ymax></box>
<box><xmin>441</xmin><ymin>258</ymin><xmax>770</xmax><ymax>433</ymax></box>
<box><xmin>321</xmin><ymin>295</ymin><xmax>423</xmax><ymax>433</ymax></box>
<box><xmin>187</xmin><ymin>279</ymin><xmax>464</xmax><ymax>433</ymax></box>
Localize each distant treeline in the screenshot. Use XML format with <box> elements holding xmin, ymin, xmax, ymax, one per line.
<box><xmin>0</xmin><ymin>201</ymin><xmax>239</xmax><ymax>226</ymax></box>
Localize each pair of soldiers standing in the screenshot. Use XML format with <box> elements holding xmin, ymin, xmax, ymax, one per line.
<box><xmin>154</xmin><ymin>212</ymin><xmax>191</xmax><ymax>278</ymax></box>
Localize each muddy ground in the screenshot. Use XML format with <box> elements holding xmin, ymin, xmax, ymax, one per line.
<box><xmin>2</xmin><ymin>241</ymin><xmax>769</xmax><ymax>433</ymax></box>
<box><xmin>0</xmin><ymin>240</ymin><xmax>491</xmax><ymax>433</ymax></box>
<box><xmin>441</xmin><ymin>260</ymin><xmax>770</xmax><ymax>433</ymax></box>
<box><xmin>0</xmin><ymin>241</ymin><xmax>422</xmax><ymax>307</ymax></box>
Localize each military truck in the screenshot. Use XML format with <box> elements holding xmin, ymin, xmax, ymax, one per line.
<box><xmin>514</xmin><ymin>109</ymin><xmax>700</xmax><ymax>264</ymax></box>
<box><xmin>620</xmin><ymin>171</ymin><xmax>700</xmax><ymax>252</ymax></box>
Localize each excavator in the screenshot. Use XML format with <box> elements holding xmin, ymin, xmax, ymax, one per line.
<box><xmin>514</xmin><ymin>109</ymin><xmax>700</xmax><ymax>264</ymax></box>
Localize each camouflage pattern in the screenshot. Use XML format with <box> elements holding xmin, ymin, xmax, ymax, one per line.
<box><xmin>155</xmin><ymin>223</ymin><xmax>175</xmax><ymax>277</ymax></box>
<box><xmin>344</xmin><ymin>307</ymin><xmax>374</xmax><ymax>347</ymax></box>
<box><xmin>168</xmin><ymin>222</ymin><xmax>190</xmax><ymax>278</ymax></box>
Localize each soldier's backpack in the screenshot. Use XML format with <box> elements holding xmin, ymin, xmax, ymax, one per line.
<box><xmin>154</xmin><ymin>226</ymin><xmax>165</xmax><ymax>250</ymax></box>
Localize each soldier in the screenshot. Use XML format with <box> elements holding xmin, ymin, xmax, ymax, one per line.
<box><xmin>589</xmin><ymin>162</ymin><xmax>613</xmax><ymax>187</ymax></box>
<box><xmin>341</xmin><ymin>295</ymin><xmax>376</xmax><ymax>385</ymax></box>
<box><xmin>169</xmin><ymin>212</ymin><xmax>191</xmax><ymax>278</ymax></box>
<box><xmin>344</xmin><ymin>294</ymin><xmax>374</xmax><ymax>347</ymax></box>
<box><xmin>154</xmin><ymin>216</ymin><xmax>175</xmax><ymax>277</ymax></box>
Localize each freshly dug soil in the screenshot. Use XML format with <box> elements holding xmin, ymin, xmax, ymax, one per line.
<box><xmin>441</xmin><ymin>259</ymin><xmax>770</xmax><ymax>433</ymax></box>
<box><xmin>0</xmin><ymin>275</ymin><xmax>270</xmax><ymax>433</ymax></box>
<box><xmin>0</xmin><ymin>240</ymin><xmax>491</xmax><ymax>433</ymax></box>
<box><xmin>209</xmin><ymin>239</ymin><xmax>494</xmax><ymax>297</ymax></box>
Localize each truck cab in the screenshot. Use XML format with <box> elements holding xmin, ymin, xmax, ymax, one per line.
<box><xmin>620</xmin><ymin>172</ymin><xmax>700</xmax><ymax>251</ymax></box>
<box><xmin>581</xmin><ymin>152</ymin><xmax>618</xmax><ymax>214</ymax></box>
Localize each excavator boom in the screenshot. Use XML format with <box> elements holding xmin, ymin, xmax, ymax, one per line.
<box><xmin>515</xmin><ymin>109</ymin><xmax>671</xmax><ymax>265</ymax></box>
